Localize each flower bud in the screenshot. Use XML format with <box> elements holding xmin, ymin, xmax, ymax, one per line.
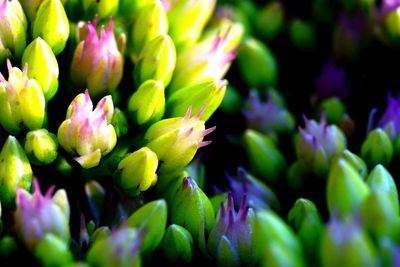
<box><xmin>0</xmin><ymin>136</ymin><xmax>32</xmax><ymax>208</ymax></box>
<box><xmin>24</xmin><ymin>129</ymin><xmax>58</xmax><ymax>165</ymax></box>
<box><xmin>110</xmin><ymin>107</ymin><xmax>129</xmax><ymax>137</ymax></box>
<box><xmin>163</xmin><ymin>224</ymin><xmax>193</xmax><ymax>263</ymax></box>
<box><xmin>243</xmin><ymin>129</ymin><xmax>286</xmax><ymax>183</ymax></box>
<box><xmin>86</xmin><ymin>226</ymin><xmax>143</xmax><ymax>267</ymax></box>
<box><xmin>22</xmin><ymin>37</ymin><xmax>59</xmax><ymax>101</ymax></box>
<box><xmin>134</xmin><ymin>34</ymin><xmax>176</xmax><ymax>87</ymax></box>
<box><xmin>289</xmin><ymin>19</ymin><xmax>316</xmax><ymax>50</ymax></box>
<box><xmin>169</xmin><ymin>30</ymin><xmax>237</xmax><ymax>93</ymax></box>
<box><xmin>256</xmin><ymin>209</ymin><xmax>306</xmax><ymax>267</ymax></box>
<box><xmin>0</xmin><ymin>61</ymin><xmax>45</xmax><ymax>135</ymax></box>
<box><xmin>243</xmin><ymin>90</ymin><xmax>295</xmax><ymax>137</ymax></box>
<box><xmin>14</xmin><ymin>179</ymin><xmax>70</xmax><ymax>250</ymax></box>
<box><xmin>145</xmin><ymin>107</ymin><xmax>215</xmax><ymax>174</ymax></box>
<box><xmin>367</xmin><ymin>164</ymin><xmax>399</xmax><ymax>215</ymax></box>
<box><xmin>118</xmin><ymin>0</ymin><xmax>154</xmax><ymax>17</ymax></box>
<box><xmin>127</xmin><ymin>80</ymin><xmax>165</xmax><ymax>126</ymax></box>
<box><xmin>320</xmin><ymin>217</ymin><xmax>378</xmax><ymax>267</ymax></box>
<box><xmin>19</xmin><ymin>0</ymin><xmax>45</xmax><ymax>22</ymax></box>
<box><xmin>127</xmin><ymin>199</ymin><xmax>167</xmax><ymax>256</ymax></box>
<box><xmin>171</xmin><ymin>177</ymin><xmax>215</xmax><ymax>244</ymax></box>
<box><xmin>336</xmin><ymin>149</ymin><xmax>368</xmax><ymax>179</ymax></box>
<box><xmin>34</xmin><ymin>233</ymin><xmax>74</xmax><ymax>267</ymax></box>
<box><xmin>57</xmin><ymin>90</ymin><xmax>117</xmax><ymax>168</ymax></box>
<box><xmin>327</xmin><ymin>159</ymin><xmax>370</xmax><ymax>219</ymax></box>
<box><xmin>207</xmin><ymin>193</ymin><xmax>257</xmax><ymax>267</ymax></box>
<box><xmin>32</xmin><ymin>0</ymin><xmax>69</xmax><ymax>55</ymax></box>
<box><xmin>82</xmin><ymin>0</ymin><xmax>119</xmax><ymax>20</ymax></box>
<box><xmin>296</xmin><ymin>114</ymin><xmax>346</xmax><ymax>177</ymax></box>
<box><xmin>167</xmin><ymin>79</ymin><xmax>227</xmax><ymax>121</ymax></box>
<box><xmin>167</xmin><ymin>0</ymin><xmax>217</xmax><ymax>49</ymax></box>
<box><xmin>71</xmin><ymin>18</ymin><xmax>124</xmax><ymax>98</ymax></box>
<box><xmin>129</xmin><ymin>0</ymin><xmax>168</xmax><ymax>60</ymax></box>
<box><xmin>361</xmin><ymin>128</ymin><xmax>393</xmax><ymax>168</ymax></box>
<box><xmin>0</xmin><ymin>0</ymin><xmax>28</xmax><ymax>64</ymax></box>
<box><xmin>318</xmin><ymin>97</ymin><xmax>347</xmax><ymax>125</ymax></box>
<box><xmin>236</xmin><ymin>37</ymin><xmax>278</xmax><ymax>88</ymax></box>
<box><xmin>116</xmin><ymin>147</ymin><xmax>158</xmax><ymax>196</ymax></box>
<box><xmin>254</xmin><ymin>1</ymin><xmax>285</xmax><ymax>40</ymax></box>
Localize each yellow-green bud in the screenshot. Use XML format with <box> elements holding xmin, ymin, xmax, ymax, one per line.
<box><xmin>32</xmin><ymin>0</ymin><xmax>69</xmax><ymax>55</ymax></box>
<box><xmin>361</xmin><ymin>128</ymin><xmax>393</xmax><ymax>168</ymax></box>
<box><xmin>34</xmin><ymin>233</ymin><xmax>74</xmax><ymax>267</ymax></box>
<box><xmin>167</xmin><ymin>79</ymin><xmax>227</xmax><ymax>122</ymax></box>
<box><xmin>116</xmin><ymin>147</ymin><xmax>158</xmax><ymax>196</ymax></box>
<box><xmin>127</xmin><ymin>80</ymin><xmax>165</xmax><ymax>126</ymax></box>
<box><xmin>22</xmin><ymin>37</ymin><xmax>59</xmax><ymax>101</ymax></box>
<box><xmin>134</xmin><ymin>34</ymin><xmax>176</xmax><ymax>87</ymax></box>
<box><xmin>0</xmin><ymin>136</ymin><xmax>32</xmax><ymax>208</ymax></box>
<box><xmin>0</xmin><ymin>60</ymin><xmax>45</xmax><ymax>135</ymax></box>
<box><xmin>24</xmin><ymin>129</ymin><xmax>58</xmax><ymax>165</ymax></box>
<box><xmin>0</xmin><ymin>0</ymin><xmax>28</xmax><ymax>64</ymax></box>
<box><xmin>129</xmin><ymin>0</ymin><xmax>168</xmax><ymax>60</ymax></box>
<box><xmin>82</xmin><ymin>0</ymin><xmax>119</xmax><ymax>20</ymax></box>
<box><xmin>163</xmin><ymin>224</ymin><xmax>193</xmax><ymax>263</ymax></box>
<box><xmin>19</xmin><ymin>0</ymin><xmax>45</xmax><ymax>22</ymax></box>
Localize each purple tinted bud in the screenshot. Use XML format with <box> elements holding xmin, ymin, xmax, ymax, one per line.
<box><xmin>207</xmin><ymin>192</ymin><xmax>256</xmax><ymax>267</ymax></box>
<box><xmin>226</xmin><ymin>167</ymin><xmax>280</xmax><ymax>211</ymax></box>
<box><xmin>314</xmin><ymin>60</ymin><xmax>350</xmax><ymax>100</ymax></box>
<box><xmin>378</xmin><ymin>94</ymin><xmax>400</xmax><ymax>140</ymax></box>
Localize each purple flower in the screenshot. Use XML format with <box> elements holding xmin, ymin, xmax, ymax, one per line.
<box><xmin>314</xmin><ymin>60</ymin><xmax>351</xmax><ymax>100</ymax></box>
<box><xmin>377</xmin><ymin>94</ymin><xmax>400</xmax><ymax>140</ymax></box>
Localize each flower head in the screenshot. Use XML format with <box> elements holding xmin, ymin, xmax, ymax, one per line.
<box><xmin>14</xmin><ymin>179</ymin><xmax>70</xmax><ymax>250</ymax></box>
<box><xmin>71</xmin><ymin>17</ymin><xmax>124</xmax><ymax>98</ymax></box>
<box><xmin>57</xmin><ymin>89</ymin><xmax>117</xmax><ymax>168</ymax></box>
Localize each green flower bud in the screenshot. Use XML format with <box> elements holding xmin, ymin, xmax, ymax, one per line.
<box><xmin>145</xmin><ymin>107</ymin><xmax>215</xmax><ymax>174</ymax></box>
<box><xmin>167</xmin><ymin>79</ymin><xmax>227</xmax><ymax>121</ymax></box>
<box><xmin>118</xmin><ymin>0</ymin><xmax>155</xmax><ymax>17</ymax></box>
<box><xmin>111</xmin><ymin>107</ymin><xmax>129</xmax><ymax>137</ymax></box>
<box><xmin>289</xmin><ymin>19</ymin><xmax>316</xmax><ymax>50</ymax></box>
<box><xmin>116</xmin><ymin>147</ymin><xmax>158</xmax><ymax>196</ymax></box>
<box><xmin>127</xmin><ymin>80</ymin><xmax>165</xmax><ymax>126</ymax></box>
<box><xmin>129</xmin><ymin>0</ymin><xmax>168</xmax><ymax>60</ymax></box>
<box><xmin>163</xmin><ymin>224</ymin><xmax>193</xmax><ymax>263</ymax></box>
<box><xmin>236</xmin><ymin>37</ymin><xmax>278</xmax><ymax>88</ymax></box>
<box><xmin>86</xmin><ymin>226</ymin><xmax>142</xmax><ymax>267</ymax></box>
<box><xmin>318</xmin><ymin>97</ymin><xmax>347</xmax><ymax>125</ymax></box>
<box><xmin>32</xmin><ymin>0</ymin><xmax>69</xmax><ymax>55</ymax></box>
<box><xmin>22</xmin><ymin>37</ymin><xmax>59</xmax><ymax>101</ymax></box>
<box><xmin>327</xmin><ymin>159</ymin><xmax>370</xmax><ymax>219</ymax></box>
<box><xmin>167</xmin><ymin>0</ymin><xmax>217</xmax><ymax>49</ymax></box>
<box><xmin>254</xmin><ymin>1</ymin><xmax>285</xmax><ymax>40</ymax></box>
<box><xmin>361</xmin><ymin>190</ymin><xmax>400</xmax><ymax>240</ymax></box>
<box><xmin>19</xmin><ymin>0</ymin><xmax>45</xmax><ymax>22</ymax></box>
<box><xmin>243</xmin><ymin>129</ymin><xmax>286</xmax><ymax>183</ymax></box>
<box><xmin>34</xmin><ymin>233</ymin><xmax>74</xmax><ymax>267</ymax></box>
<box><xmin>361</xmin><ymin>128</ymin><xmax>393</xmax><ymax>168</ymax></box>
<box><xmin>169</xmin><ymin>30</ymin><xmax>237</xmax><ymax>93</ymax></box>
<box><xmin>127</xmin><ymin>199</ymin><xmax>167</xmax><ymax>256</ymax></box>
<box><xmin>57</xmin><ymin>90</ymin><xmax>117</xmax><ymax>169</ymax></box>
<box><xmin>320</xmin><ymin>217</ymin><xmax>378</xmax><ymax>267</ymax></box>
<box><xmin>82</xmin><ymin>0</ymin><xmax>119</xmax><ymax>20</ymax></box>
<box><xmin>171</xmin><ymin>177</ymin><xmax>215</xmax><ymax>244</ymax></box>
<box><xmin>367</xmin><ymin>164</ymin><xmax>399</xmax><ymax>215</ymax></box>
<box><xmin>0</xmin><ymin>61</ymin><xmax>45</xmax><ymax>135</ymax></box>
<box><xmin>0</xmin><ymin>0</ymin><xmax>28</xmax><ymax>64</ymax></box>
<box><xmin>134</xmin><ymin>34</ymin><xmax>176</xmax><ymax>87</ymax></box>
<box><xmin>336</xmin><ymin>149</ymin><xmax>368</xmax><ymax>179</ymax></box>
<box><xmin>0</xmin><ymin>136</ymin><xmax>32</xmax><ymax>208</ymax></box>
<box><xmin>0</xmin><ymin>236</ymin><xmax>18</xmax><ymax>258</ymax></box>
<box><xmin>256</xmin><ymin>209</ymin><xmax>306</xmax><ymax>267</ymax></box>
<box><xmin>23</xmin><ymin>129</ymin><xmax>58</xmax><ymax>165</ymax></box>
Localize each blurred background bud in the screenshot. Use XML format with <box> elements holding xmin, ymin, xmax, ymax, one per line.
<box><xmin>167</xmin><ymin>78</ymin><xmax>227</xmax><ymax>122</ymax></box>
<box><xmin>145</xmin><ymin>107</ymin><xmax>215</xmax><ymax>174</ymax></box>
<box><xmin>133</xmin><ymin>34</ymin><xmax>176</xmax><ymax>87</ymax></box>
<box><xmin>57</xmin><ymin>90</ymin><xmax>117</xmax><ymax>168</ymax></box>
<box><xmin>71</xmin><ymin>18</ymin><xmax>124</xmax><ymax>98</ymax></box>
<box><xmin>243</xmin><ymin>129</ymin><xmax>286</xmax><ymax>183</ymax></box>
<box><xmin>0</xmin><ymin>0</ymin><xmax>27</xmax><ymax>64</ymax></box>
<box><xmin>32</xmin><ymin>0</ymin><xmax>69</xmax><ymax>55</ymax></box>
<box><xmin>0</xmin><ymin>136</ymin><xmax>32</xmax><ymax>208</ymax></box>
<box><xmin>24</xmin><ymin>129</ymin><xmax>58</xmax><ymax>165</ymax></box>
<box><xmin>289</xmin><ymin>19</ymin><xmax>316</xmax><ymax>50</ymax></box>
<box><xmin>14</xmin><ymin>179</ymin><xmax>70</xmax><ymax>250</ymax></box>
<box><xmin>22</xmin><ymin>37</ymin><xmax>59</xmax><ymax>101</ymax></box>
<box><xmin>34</xmin><ymin>233</ymin><xmax>74</xmax><ymax>267</ymax></box>
<box><xmin>254</xmin><ymin>1</ymin><xmax>285</xmax><ymax>41</ymax></box>
<box><xmin>127</xmin><ymin>80</ymin><xmax>165</xmax><ymax>126</ymax></box>
<box><xmin>163</xmin><ymin>224</ymin><xmax>193</xmax><ymax>264</ymax></box>
<box><xmin>0</xmin><ymin>61</ymin><xmax>45</xmax><ymax>135</ymax></box>
<box><xmin>116</xmin><ymin>147</ymin><xmax>158</xmax><ymax>196</ymax></box>
<box><xmin>127</xmin><ymin>199</ymin><xmax>167</xmax><ymax>256</ymax></box>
